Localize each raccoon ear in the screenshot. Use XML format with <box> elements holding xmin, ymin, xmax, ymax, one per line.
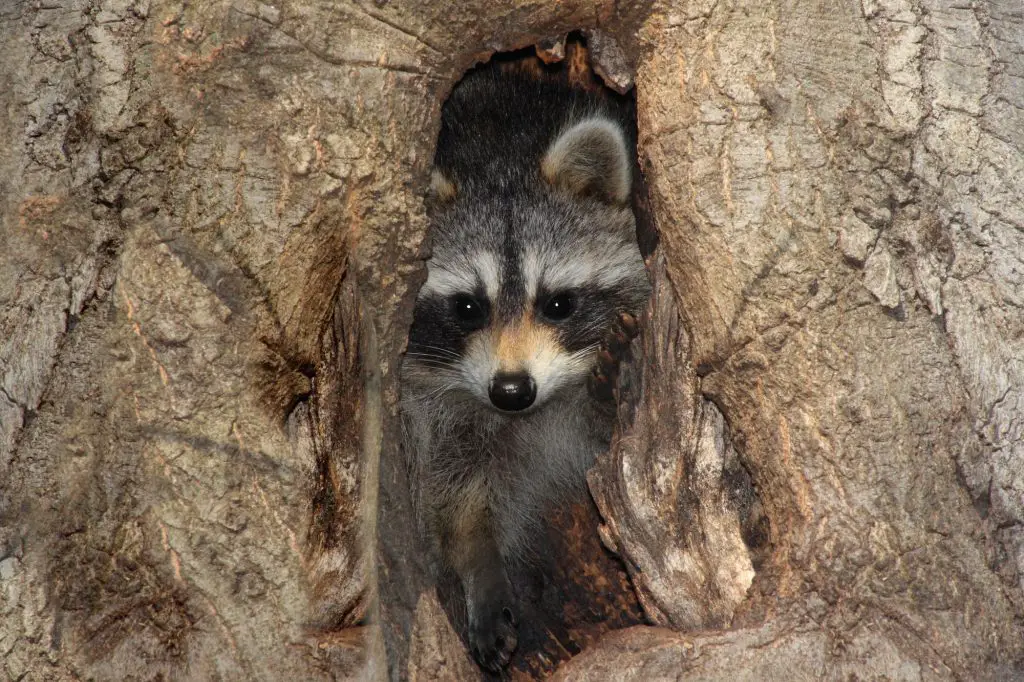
<box><xmin>428</xmin><ymin>168</ymin><xmax>458</xmax><ymax>203</ymax></box>
<box><xmin>541</xmin><ymin>118</ymin><xmax>631</xmax><ymax>205</ymax></box>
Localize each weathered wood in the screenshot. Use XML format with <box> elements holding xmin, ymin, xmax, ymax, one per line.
<box><xmin>1</xmin><ymin>0</ymin><xmax>1022</xmax><ymax>680</ymax></box>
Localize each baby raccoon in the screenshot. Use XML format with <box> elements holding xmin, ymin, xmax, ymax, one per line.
<box><xmin>400</xmin><ymin>67</ymin><xmax>650</xmax><ymax>671</ymax></box>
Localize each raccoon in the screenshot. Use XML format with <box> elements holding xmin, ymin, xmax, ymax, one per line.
<box><xmin>400</xmin><ymin>66</ymin><xmax>650</xmax><ymax>671</ymax></box>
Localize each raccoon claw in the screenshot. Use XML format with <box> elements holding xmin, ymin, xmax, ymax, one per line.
<box><xmin>469</xmin><ymin>602</ymin><xmax>519</xmax><ymax>672</ymax></box>
<box><xmin>617</xmin><ymin>311</ymin><xmax>640</xmax><ymax>339</ymax></box>
<box><xmin>588</xmin><ymin>312</ymin><xmax>640</xmax><ymax>402</ymax></box>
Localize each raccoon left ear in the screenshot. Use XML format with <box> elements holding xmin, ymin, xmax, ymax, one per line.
<box><xmin>541</xmin><ymin>118</ymin><xmax>631</xmax><ymax>205</ymax></box>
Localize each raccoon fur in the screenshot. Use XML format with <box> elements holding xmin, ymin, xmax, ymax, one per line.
<box><xmin>400</xmin><ymin>67</ymin><xmax>650</xmax><ymax>672</ymax></box>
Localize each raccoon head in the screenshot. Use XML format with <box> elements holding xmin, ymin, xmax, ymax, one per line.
<box><xmin>406</xmin><ymin>116</ymin><xmax>649</xmax><ymax>414</ymax></box>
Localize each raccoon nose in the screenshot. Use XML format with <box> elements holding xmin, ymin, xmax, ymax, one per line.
<box><xmin>489</xmin><ymin>372</ymin><xmax>537</xmax><ymax>412</ymax></box>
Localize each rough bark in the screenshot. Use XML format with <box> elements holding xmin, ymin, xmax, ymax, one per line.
<box><xmin>1</xmin><ymin>0</ymin><xmax>1022</xmax><ymax>681</ymax></box>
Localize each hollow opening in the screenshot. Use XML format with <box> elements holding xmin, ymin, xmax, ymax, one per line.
<box><xmin>393</xmin><ymin>35</ymin><xmax>658</xmax><ymax>678</ymax></box>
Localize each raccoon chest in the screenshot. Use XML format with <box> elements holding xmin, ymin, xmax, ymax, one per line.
<box><xmin>475</xmin><ymin>409</ymin><xmax>605</xmax><ymax>481</ymax></box>
<box><xmin>439</xmin><ymin>409</ymin><xmax>577</xmax><ymax>456</ymax></box>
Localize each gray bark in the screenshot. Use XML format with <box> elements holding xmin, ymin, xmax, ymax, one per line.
<box><xmin>1</xmin><ymin>0</ymin><xmax>1022</xmax><ymax>680</ymax></box>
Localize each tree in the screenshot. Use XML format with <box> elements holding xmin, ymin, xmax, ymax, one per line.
<box><xmin>1</xmin><ymin>0</ymin><xmax>1021</xmax><ymax>680</ymax></box>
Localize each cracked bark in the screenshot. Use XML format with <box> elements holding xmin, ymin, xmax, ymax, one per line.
<box><xmin>1</xmin><ymin>0</ymin><xmax>1022</xmax><ymax>680</ymax></box>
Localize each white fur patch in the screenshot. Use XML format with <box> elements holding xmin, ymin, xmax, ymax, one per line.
<box><xmin>476</xmin><ymin>251</ymin><xmax>501</xmax><ymax>300</ymax></box>
<box><xmin>522</xmin><ymin>243</ymin><xmax>643</xmax><ymax>299</ymax></box>
<box><xmin>526</xmin><ymin>344</ymin><xmax>595</xmax><ymax>405</ymax></box>
<box><xmin>460</xmin><ymin>334</ymin><xmax>497</xmax><ymax>404</ymax></box>
<box><xmin>420</xmin><ymin>251</ymin><xmax>501</xmax><ymax>300</ymax></box>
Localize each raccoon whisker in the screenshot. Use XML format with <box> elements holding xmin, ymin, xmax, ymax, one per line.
<box><xmin>563</xmin><ymin>322</ymin><xmax>615</xmax><ymax>346</ymax></box>
<box><xmin>408</xmin><ymin>345</ymin><xmax>463</xmax><ymax>360</ymax></box>
<box><xmin>563</xmin><ymin>318</ymin><xmax>632</xmax><ymax>351</ymax></box>
<box><xmin>409</xmin><ymin>366</ymin><xmax>462</xmax><ymax>382</ymax></box>
<box><xmin>568</xmin><ymin>343</ymin><xmax>601</xmax><ymax>363</ymax></box>
<box><xmin>411</xmin><ymin>365</ymin><xmax>460</xmax><ymax>377</ymax></box>
<box><xmin>424</xmin><ymin>384</ymin><xmax>458</xmax><ymax>401</ymax></box>
<box><xmin>406</xmin><ymin>354</ymin><xmax>458</xmax><ymax>363</ymax></box>
<box><xmin>405</xmin><ymin>354</ymin><xmax>461</xmax><ymax>367</ymax></box>
<box><xmin>412</xmin><ymin>379</ymin><xmax>464</xmax><ymax>403</ymax></box>
<box><xmin>405</xmin><ymin>356</ymin><xmax>458</xmax><ymax>368</ymax></box>
<box><xmin>408</xmin><ymin>355</ymin><xmax>462</xmax><ymax>366</ymax></box>
<box><xmin>406</xmin><ymin>358</ymin><xmax>458</xmax><ymax>368</ymax></box>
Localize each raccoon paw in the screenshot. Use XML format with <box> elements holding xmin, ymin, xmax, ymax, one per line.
<box><xmin>468</xmin><ymin>601</ymin><xmax>518</xmax><ymax>672</ymax></box>
<box><xmin>588</xmin><ymin>311</ymin><xmax>640</xmax><ymax>403</ymax></box>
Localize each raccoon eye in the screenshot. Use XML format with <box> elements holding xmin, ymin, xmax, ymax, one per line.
<box><xmin>451</xmin><ymin>294</ymin><xmax>488</xmax><ymax>327</ymax></box>
<box><xmin>540</xmin><ymin>292</ymin><xmax>576</xmax><ymax>322</ymax></box>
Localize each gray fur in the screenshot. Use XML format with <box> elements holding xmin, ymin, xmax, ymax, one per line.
<box><xmin>400</xmin><ymin>68</ymin><xmax>650</xmax><ymax>671</ymax></box>
<box><xmin>542</xmin><ymin>118</ymin><xmax>632</xmax><ymax>204</ymax></box>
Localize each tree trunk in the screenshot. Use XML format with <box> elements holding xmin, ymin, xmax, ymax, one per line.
<box><xmin>1</xmin><ymin>0</ymin><xmax>1022</xmax><ymax>681</ymax></box>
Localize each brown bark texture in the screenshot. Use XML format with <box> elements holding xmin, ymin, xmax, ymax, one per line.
<box><xmin>1</xmin><ymin>0</ymin><xmax>1022</xmax><ymax>680</ymax></box>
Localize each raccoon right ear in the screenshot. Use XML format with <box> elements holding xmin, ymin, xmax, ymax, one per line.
<box><xmin>428</xmin><ymin>168</ymin><xmax>458</xmax><ymax>203</ymax></box>
<box><xmin>541</xmin><ymin>118</ymin><xmax>631</xmax><ymax>205</ymax></box>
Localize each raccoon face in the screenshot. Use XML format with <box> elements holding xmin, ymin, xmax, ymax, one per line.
<box><xmin>405</xmin><ymin>117</ymin><xmax>649</xmax><ymax>414</ymax></box>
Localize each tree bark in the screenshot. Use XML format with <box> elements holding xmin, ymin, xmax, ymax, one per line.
<box><xmin>1</xmin><ymin>0</ymin><xmax>1022</xmax><ymax>681</ymax></box>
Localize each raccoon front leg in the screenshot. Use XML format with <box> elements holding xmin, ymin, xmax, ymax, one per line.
<box><xmin>439</xmin><ymin>476</ymin><xmax>518</xmax><ymax>671</ymax></box>
<box><xmin>588</xmin><ymin>311</ymin><xmax>640</xmax><ymax>402</ymax></box>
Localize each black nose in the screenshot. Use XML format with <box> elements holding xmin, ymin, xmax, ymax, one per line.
<box><xmin>489</xmin><ymin>372</ymin><xmax>536</xmax><ymax>412</ymax></box>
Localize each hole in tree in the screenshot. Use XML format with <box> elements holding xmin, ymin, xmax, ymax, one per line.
<box><xmin>399</xmin><ymin>35</ymin><xmax>657</xmax><ymax>678</ymax></box>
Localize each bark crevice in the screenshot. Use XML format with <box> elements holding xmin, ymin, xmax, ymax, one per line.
<box><xmin>1</xmin><ymin>0</ymin><xmax>1022</xmax><ymax>680</ymax></box>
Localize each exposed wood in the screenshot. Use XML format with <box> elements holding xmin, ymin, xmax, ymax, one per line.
<box><xmin>1</xmin><ymin>0</ymin><xmax>1022</xmax><ymax>680</ymax></box>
